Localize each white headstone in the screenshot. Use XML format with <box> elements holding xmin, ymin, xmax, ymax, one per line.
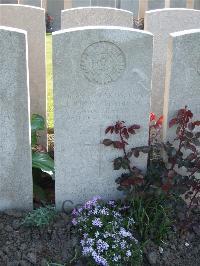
<box><xmin>72</xmin><ymin>0</ymin><xmax>90</xmax><ymax>7</ymax></box>
<box><xmin>47</xmin><ymin>0</ymin><xmax>64</xmax><ymax>30</ymax></box>
<box><xmin>170</xmin><ymin>0</ymin><xmax>187</xmax><ymax>8</ymax></box>
<box><xmin>144</xmin><ymin>8</ymin><xmax>200</xmax><ymax>116</ymax></box>
<box><xmin>120</xmin><ymin>0</ymin><xmax>139</xmax><ymax>18</ymax></box>
<box><xmin>19</xmin><ymin>0</ymin><xmax>42</xmax><ymax>7</ymax></box>
<box><xmin>0</xmin><ymin>26</ymin><xmax>32</xmax><ymax>211</ymax></box>
<box><xmin>53</xmin><ymin>26</ymin><xmax>153</xmax><ymax>208</ymax></box>
<box><xmin>91</xmin><ymin>0</ymin><xmax>116</xmax><ymax>7</ymax></box>
<box><xmin>163</xmin><ymin>29</ymin><xmax>200</xmax><ymax>141</ymax></box>
<box><xmin>61</xmin><ymin>7</ymin><xmax>133</xmax><ymax>29</ymax></box>
<box><xmin>0</xmin><ymin>4</ymin><xmax>47</xmax><ymax>145</ymax></box>
<box><xmin>0</xmin><ymin>0</ymin><xmax>18</xmax><ymax>3</ymax></box>
<box><xmin>148</xmin><ymin>0</ymin><xmax>165</xmax><ymax>10</ymax></box>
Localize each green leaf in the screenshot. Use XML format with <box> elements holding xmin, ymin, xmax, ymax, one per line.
<box><xmin>31</xmin><ymin>114</ymin><xmax>45</xmax><ymax>131</ymax></box>
<box><xmin>31</xmin><ymin>131</ymin><xmax>37</xmax><ymax>147</ymax></box>
<box><xmin>32</xmin><ymin>152</ymin><xmax>54</xmax><ymax>178</ymax></box>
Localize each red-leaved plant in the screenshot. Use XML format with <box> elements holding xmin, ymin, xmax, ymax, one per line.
<box><xmin>102</xmin><ymin>121</ymin><xmax>149</xmax><ymax>191</ymax></box>
<box><xmin>163</xmin><ymin>107</ymin><xmax>200</xmax><ymax>213</ymax></box>
<box><xmin>103</xmin><ymin>107</ymin><xmax>200</xmax><ymax>213</ymax></box>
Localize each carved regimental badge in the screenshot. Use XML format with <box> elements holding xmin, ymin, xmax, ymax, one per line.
<box><xmin>80</xmin><ymin>41</ymin><xmax>126</xmax><ymax>85</ymax></box>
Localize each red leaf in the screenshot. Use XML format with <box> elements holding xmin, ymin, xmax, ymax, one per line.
<box><xmin>156</xmin><ymin>115</ymin><xmax>164</xmax><ymax>126</ymax></box>
<box><xmin>169</xmin><ymin>118</ymin><xmax>177</xmax><ymax>128</ymax></box>
<box><xmin>162</xmin><ymin>183</ymin><xmax>172</xmax><ymax>192</ymax></box>
<box><xmin>120</xmin><ymin>177</ymin><xmax>144</xmax><ymax>187</ymax></box>
<box><xmin>167</xmin><ymin>170</ymin><xmax>175</xmax><ymax>180</ymax></box>
<box><xmin>105</xmin><ymin>126</ymin><xmax>114</xmax><ymax>134</ymax></box>
<box><xmin>131</xmin><ymin>124</ymin><xmax>140</xmax><ymax>129</ymax></box>
<box><xmin>193</xmin><ymin>121</ymin><xmax>200</xmax><ymax>127</ymax></box>
<box><xmin>122</xmin><ymin>128</ymin><xmax>129</xmax><ymax>139</ymax></box>
<box><xmin>113</xmin><ymin>141</ymin><xmax>125</xmax><ymax>149</ymax></box>
<box><xmin>186</xmin><ymin>110</ymin><xmax>193</xmax><ymax>119</ymax></box>
<box><xmin>150</xmin><ymin>112</ymin><xmax>157</xmax><ymax>122</ymax></box>
<box><xmin>128</xmin><ymin>127</ymin><xmax>135</xmax><ymax>134</ymax></box>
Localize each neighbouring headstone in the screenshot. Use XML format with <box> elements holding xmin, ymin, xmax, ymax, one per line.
<box><xmin>170</xmin><ymin>0</ymin><xmax>187</xmax><ymax>8</ymax></box>
<box><xmin>0</xmin><ymin>0</ymin><xmax>18</xmax><ymax>3</ymax></box>
<box><xmin>47</xmin><ymin>0</ymin><xmax>64</xmax><ymax>30</ymax></box>
<box><xmin>0</xmin><ymin>26</ymin><xmax>32</xmax><ymax>211</ymax></box>
<box><xmin>0</xmin><ymin>4</ymin><xmax>47</xmax><ymax>146</ymax></box>
<box><xmin>72</xmin><ymin>0</ymin><xmax>90</xmax><ymax>7</ymax></box>
<box><xmin>18</xmin><ymin>0</ymin><xmax>42</xmax><ymax>7</ymax></box>
<box><xmin>53</xmin><ymin>26</ymin><xmax>153</xmax><ymax>209</ymax></box>
<box><xmin>61</xmin><ymin>7</ymin><xmax>133</xmax><ymax>29</ymax></box>
<box><xmin>119</xmin><ymin>0</ymin><xmax>139</xmax><ymax>18</ymax></box>
<box><xmin>163</xmin><ymin>29</ymin><xmax>200</xmax><ymax>142</ymax></box>
<box><xmin>91</xmin><ymin>0</ymin><xmax>116</xmax><ymax>7</ymax></box>
<box><xmin>148</xmin><ymin>0</ymin><xmax>165</xmax><ymax>10</ymax></box>
<box><xmin>194</xmin><ymin>0</ymin><xmax>200</xmax><ymax>9</ymax></box>
<box><xmin>144</xmin><ymin>8</ymin><xmax>200</xmax><ymax>117</ymax></box>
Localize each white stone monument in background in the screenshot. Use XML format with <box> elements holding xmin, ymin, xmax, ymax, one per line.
<box><xmin>163</xmin><ymin>29</ymin><xmax>200</xmax><ymax>142</ymax></box>
<box><xmin>61</xmin><ymin>7</ymin><xmax>133</xmax><ymax>29</ymax></box>
<box><xmin>0</xmin><ymin>26</ymin><xmax>32</xmax><ymax>211</ymax></box>
<box><xmin>144</xmin><ymin>8</ymin><xmax>200</xmax><ymax>117</ymax></box>
<box><xmin>0</xmin><ymin>4</ymin><xmax>47</xmax><ymax>145</ymax></box>
<box><xmin>53</xmin><ymin>26</ymin><xmax>153</xmax><ymax>209</ymax></box>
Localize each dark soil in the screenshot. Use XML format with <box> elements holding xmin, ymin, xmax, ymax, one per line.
<box><xmin>0</xmin><ymin>209</ymin><xmax>200</xmax><ymax>266</ymax></box>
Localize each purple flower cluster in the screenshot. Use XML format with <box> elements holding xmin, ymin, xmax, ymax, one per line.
<box><xmin>71</xmin><ymin>196</ymin><xmax>141</xmax><ymax>265</ymax></box>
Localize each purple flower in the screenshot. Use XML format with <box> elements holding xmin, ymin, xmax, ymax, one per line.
<box><xmin>82</xmin><ymin>246</ymin><xmax>94</xmax><ymax>255</ymax></box>
<box><xmin>97</xmin><ymin>239</ymin><xmax>109</xmax><ymax>252</ymax></box>
<box><xmin>126</xmin><ymin>250</ymin><xmax>132</xmax><ymax>257</ymax></box>
<box><xmin>120</xmin><ymin>240</ymin><xmax>127</xmax><ymax>249</ymax></box>
<box><xmin>108</xmin><ymin>200</ymin><xmax>115</xmax><ymax>206</ymax></box>
<box><xmin>119</xmin><ymin>228</ymin><xmax>132</xmax><ymax>238</ymax></box>
<box><xmin>71</xmin><ymin>218</ymin><xmax>77</xmax><ymax>225</ymax></box>
<box><xmin>72</xmin><ymin>208</ymin><xmax>79</xmax><ymax>216</ymax></box>
<box><xmin>92</xmin><ymin>218</ymin><xmax>103</xmax><ymax>227</ymax></box>
<box><xmin>92</xmin><ymin>252</ymin><xmax>108</xmax><ymax>266</ymax></box>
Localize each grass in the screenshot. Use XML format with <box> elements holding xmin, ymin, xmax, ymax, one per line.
<box><xmin>46</xmin><ymin>33</ymin><xmax>54</xmax><ymax>129</ymax></box>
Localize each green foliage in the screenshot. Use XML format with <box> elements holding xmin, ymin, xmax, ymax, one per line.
<box><xmin>22</xmin><ymin>206</ymin><xmax>57</xmax><ymax>227</ymax></box>
<box><xmin>129</xmin><ymin>196</ymin><xmax>172</xmax><ymax>244</ymax></box>
<box><xmin>32</xmin><ymin>152</ymin><xmax>54</xmax><ymax>178</ymax></box>
<box><xmin>31</xmin><ymin>114</ymin><xmax>54</xmax><ymax>176</ymax></box>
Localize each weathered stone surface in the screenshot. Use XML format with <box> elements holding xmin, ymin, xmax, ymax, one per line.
<box><xmin>120</xmin><ymin>0</ymin><xmax>139</xmax><ymax>18</ymax></box>
<box><xmin>163</xmin><ymin>29</ymin><xmax>200</xmax><ymax>142</ymax></box>
<box><xmin>144</xmin><ymin>8</ymin><xmax>200</xmax><ymax>116</ymax></box>
<box><xmin>148</xmin><ymin>0</ymin><xmax>165</xmax><ymax>10</ymax></box>
<box><xmin>0</xmin><ymin>26</ymin><xmax>32</xmax><ymax>211</ymax></box>
<box><xmin>0</xmin><ymin>0</ymin><xmax>18</xmax><ymax>3</ymax></box>
<box><xmin>19</xmin><ymin>0</ymin><xmax>42</xmax><ymax>7</ymax></box>
<box><xmin>0</xmin><ymin>4</ymin><xmax>47</xmax><ymax>145</ymax></box>
<box><xmin>61</xmin><ymin>7</ymin><xmax>133</xmax><ymax>29</ymax></box>
<box><xmin>170</xmin><ymin>0</ymin><xmax>187</xmax><ymax>8</ymax></box>
<box><xmin>53</xmin><ymin>26</ymin><xmax>153</xmax><ymax>208</ymax></box>
<box><xmin>91</xmin><ymin>0</ymin><xmax>115</xmax><ymax>7</ymax></box>
<box><xmin>72</xmin><ymin>0</ymin><xmax>90</xmax><ymax>8</ymax></box>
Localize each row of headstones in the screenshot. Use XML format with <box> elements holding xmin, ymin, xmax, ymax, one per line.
<box><xmin>1</xmin><ymin>5</ymin><xmax>200</xmax><ymax>210</ymax></box>
<box><xmin>1</xmin><ymin>0</ymin><xmax>200</xmax><ymax>30</ymax></box>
